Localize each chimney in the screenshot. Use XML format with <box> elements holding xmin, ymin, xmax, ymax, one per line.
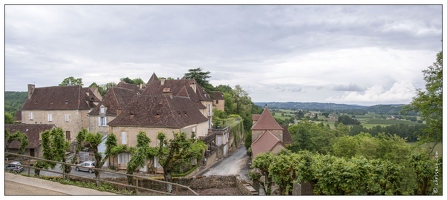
<box><xmin>163</xmin><ymin>88</ymin><xmax>172</xmax><ymax>98</ymax></box>
<box><xmin>189</xmin><ymin>81</ymin><xmax>197</xmax><ymax>93</ymax></box>
<box><xmin>28</xmin><ymin>84</ymin><xmax>35</xmax><ymax>99</ymax></box>
<box><xmin>161</xmin><ymin>77</ymin><xmax>166</xmax><ymax>86</ymax></box>
<box><xmin>117</xmin><ymin>107</ymin><xmax>123</xmax><ymax>116</ymax></box>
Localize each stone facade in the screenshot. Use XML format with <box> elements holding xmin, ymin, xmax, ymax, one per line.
<box><xmin>21</xmin><ymin>109</ymin><xmax>89</xmax><ymax>142</ymax></box>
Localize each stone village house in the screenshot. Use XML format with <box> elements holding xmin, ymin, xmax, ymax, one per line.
<box><xmin>20</xmin><ymin>84</ymin><xmax>101</xmax><ymax>151</ymax></box>
<box><xmin>16</xmin><ymin>73</ymin><xmax>229</xmax><ymax>173</ymax></box>
<box><xmin>250</xmin><ymin>106</ymin><xmax>293</xmax><ymax>160</ymax></box>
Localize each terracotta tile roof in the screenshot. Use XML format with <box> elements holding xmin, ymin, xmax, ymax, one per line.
<box><xmin>5</xmin><ymin>124</ymin><xmax>56</xmax><ymax>149</ymax></box>
<box><xmin>210</xmin><ymin>91</ymin><xmax>224</xmax><ymax>100</ymax></box>
<box><xmin>108</xmin><ymin>94</ymin><xmax>208</xmax><ymax>128</ymax></box>
<box><xmin>14</xmin><ymin>110</ymin><xmax>22</xmax><ymax>122</ymax></box>
<box><xmin>21</xmin><ymin>85</ymin><xmax>100</xmax><ymax>110</ymax></box>
<box><xmin>251</xmin><ymin>107</ymin><xmax>283</xmax><ymax>130</ymax></box>
<box><xmin>142</xmin><ymin>76</ymin><xmax>209</xmax><ymax>109</ymax></box>
<box><xmin>252</xmin><ymin>114</ymin><xmax>261</xmax><ymax>122</ymax></box>
<box><xmin>251</xmin><ymin>130</ymin><xmax>286</xmax><ymax>158</ymax></box>
<box><xmin>281</xmin><ymin>125</ymin><xmax>293</xmax><ymax>145</ymax></box>
<box><xmin>89</xmin><ymin>86</ymin><xmax>138</xmax><ymax>116</ymax></box>
<box><xmin>116</xmin><ymin>81</ymin><xmax>142</xmax><ymax>93</ymax></box>
<box><xmin>147</xmin><ymin>73</ymin><xmax>159</xmax><ymax>85</ymax></box>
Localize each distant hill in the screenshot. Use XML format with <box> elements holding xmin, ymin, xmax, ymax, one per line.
<box><xmin>4</xmin><ymin>91</ymin><xmax>27</xmax><ymax>115</ymax></box>
<box><xmin>255</xmin><ymin>102</ymin><xmax>367</xmax><ymax>110</ymax></box>
<box><xmin>254</xmin><ymin>102</ymin><xmax>414</xmax><ymax>115</ymax></box>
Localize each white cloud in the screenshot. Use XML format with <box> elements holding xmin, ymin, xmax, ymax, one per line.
<box><xmin>327</xmin><ymin>81</ymin><xmax>416</xmax><ymax>105</ymax></box>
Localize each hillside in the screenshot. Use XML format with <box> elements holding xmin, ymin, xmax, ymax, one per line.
<box><xmin>254</xmin><ymin>102</ymin><xmax>415</xmax><ymax>115</ymax></box>
<box><xmin>4</xmin><ymin>91</ymin><xmax>27</xmax><ymax>115</ymax></box>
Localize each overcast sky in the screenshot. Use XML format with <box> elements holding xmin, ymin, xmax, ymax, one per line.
<box><xmin>3</xmin><ymin>4</ymin><xmax>443</xmax><ymax>106</ymax></box>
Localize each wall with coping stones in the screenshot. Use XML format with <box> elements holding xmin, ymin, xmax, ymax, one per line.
<box><xmin>109</xmin><ymin>175</ymin><xmax>253</xmax><ymax>195</ymax></box>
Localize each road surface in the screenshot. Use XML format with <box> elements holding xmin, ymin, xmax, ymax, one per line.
<box><xmin>201</xmin><ymin>146</ymin><xmax>250</xmax><ymax>181</ymax></box>
<box><xmin>4</xmin><ymin>172</ymin><xmax>116</xmax><ymax>195</ymax></box>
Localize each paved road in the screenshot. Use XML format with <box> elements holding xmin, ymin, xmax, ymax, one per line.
<box><xmin>201</xmin><ymin>146</ymin><xmax>250</xmax><ymax>181</ymax></box>
<box><xmin>4</xmin><ymin>172</ymin><xmax>116</xmax><ymax>195</ymax></box>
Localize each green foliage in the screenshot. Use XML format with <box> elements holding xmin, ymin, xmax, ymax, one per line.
<box><xmin>251</xmin><ymin>152</ymin><xmax>275</xmax><ymax>195</ymax></box>
<box><xmin>4</xmin><ymin>91</ymin><xmax>27</xmax><ymax>115</ymax></box>
<box><xmin>402</xmin><ymin>51</ymin><xmax>442</xmax><ymax>151</ymax></box>
<box><xmin>4</xmin><ymin>129</ymin><xmax>29</xmax><ymax>154</ymax></box>
<box><xmin>184</xmin><ymin>68</ymin><xmax>212</xmax><ymax>91</ymax></box>
<box><xmin>59</xmin><ymin>76</ymin><xmax>83</xmax><ymax>86</ymax></box>
<box><xmin>156</xmin><ymin>131</ymin><xmax>206</xmax><ymax>187</ymax></box>
<box><xmin>338</xmin><ymin>115</ymin><xmax>361</xmax><ymax>125</ymax></box>
<box><xmin>5</xmin><ymin>113</ymin><xmax>15</xmax><ymax>124</ymax></box>
<box><xmin>35</xmin><ymin>128</ymin><xmax>70</xmax><ymax>176</ymax></box>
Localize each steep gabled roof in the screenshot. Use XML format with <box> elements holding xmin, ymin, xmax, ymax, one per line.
<box><xmin>147</xmin><ymin>73</ymin><xmax>159</xmax><ymax>85</ymax></box>
<box><xmin>108</xmin><ymin>94</ymin><xmax>208</xmax><ymax>128</ymax></box>
<box><xmin>251</xmin><ymin>107</ymin><xmax>283</xmax><ymax>130</ymax></box>
<box><xmin>116</xmin><ymin>81</ymin><xmax>142</xmax><ymax>93</ymax></box>
<box><xmin>5</xmin><ymin>124</ymin><xmax>56</xmax><ymax>149</ymax></box>
<box><xmin>252</xmin><ymin>114</ymin><xmax>261</xmax><ymax>122</ymax></box>
<box><xmin>251</xmin><ymin>130</ymin><xmax>286</xmax><ymax>158</ymax></box>
<box><xmin>210</xmin><ymin>91</ymin><xmax>225</xmax><ymax>100</ymax></box>
<box><xmin>22</xmin><ymin>85</ymin><xmax>100</xmax><ymax>110</ymax></box>
<box><xmin>142</xmin><ymin>75</ymin><xmax>208</xmax><ymax>109</ymax></box>
<box><xmin>89</xmin><ymin>86</ymin><xmax>138</xmax><ymax>116</ymax></box>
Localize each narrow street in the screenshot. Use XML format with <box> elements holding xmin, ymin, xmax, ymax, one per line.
<box><xmin>200</xmin><ymin>146</ymin><xmax>251</xmax><ymax>181</ymax></box>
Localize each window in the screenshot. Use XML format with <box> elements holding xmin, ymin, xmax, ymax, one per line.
<box><xmin>118</xmin><ymin>153</ymin><xmax>130</xmax><ymax>164</ymax></box>
<box><xmin>100</xmin><ymin>106</ymin><xmax>105</xmax><ymax>114</ymax></box>
<box><xmin>30</xmin><ymin>112</ymin><xmax>33</xmax><ymax>120</ymax></box>
<box><xmin>30</xmin><ymin>149</ymin><xmax>35</xmax><ymax>157</ymax></box>
<box><xmin>65</xmin><ymin>114</ymin><xmax>70</xmax><ymax>122</ymax></box>
<box><xmin>216</xmin><ymin>100</ymin><xmax>219</xmax><ymax>104</ymax></box>
<box><xmin>66</xmin><ymin>131</ymin><xmax>70</xmax><ymax>140</ymax></box>
<box><xmin>154</xmin><ymin>157</ymin><xmax>161</xmax><ymax>168</ymax></box>
<box><xmin>48</xmin><ymin>114</ymin><xmax>52</xmax><ymax>122</ymax></box>
<box><xmin>98</xmin><ymin>117</ymin><xmax>107</xmax><ymax>126</ymax></box>
<box><xmin>121</xmin><ymin>132</ymin><xmax>127</xmax><ymax>144</ymax></box>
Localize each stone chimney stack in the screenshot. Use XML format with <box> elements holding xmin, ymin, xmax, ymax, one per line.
<box><xmin>117</xmin><ymin>107</ymin><xmax>123</xmax><ymax>116</ymax></box>
<box><xmin>163</xmin><ymin>88</ymin><xmax>172</xmax><ymax>98</ymax></box>
<box><xmin>28</xmin><ymin>84</ymin><xmax>35</xmax><ymax>99</ymax></box>
<box><xmin>161</xmin><ymin>78</ymin><xmax>166</xmax><ymax>86</ymax></box>
<box><xmin>189</xmin><ymin>81</ymin><xmax>197</xmax><ymax>93</ymax></box>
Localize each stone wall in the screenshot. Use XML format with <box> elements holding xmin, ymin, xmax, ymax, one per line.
<box><xmin>110</xmin><ymin>175</ymin><xmax>254</xmax><ymax>195</ymax></box>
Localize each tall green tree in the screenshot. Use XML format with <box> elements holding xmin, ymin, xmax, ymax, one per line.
<box><xmin>59</xmin><ymin>76</ymin><xmax>83</xmax><ymax>86</ymax></box>
<box><xmin>184</xmin><ymin>68</ymin><xmax>211</xmax><ymax>89</ymax></box>
<box><xmin>403</xmin><ymin>51</ymin><xmax>442</xmax><ymax>153</ymax></box>
<box><xmin>34</xmin><ymin>128</ymin><xmax>70</xmax><ymax>177</ymax></box>
<box><xmin>126</xmin><ymin>132</ymin><xmax>157</xmax><ymax>185</ymax></box>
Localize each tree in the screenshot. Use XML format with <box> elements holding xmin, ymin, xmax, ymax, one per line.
<box><xmin>403</xmin><ymin>51</ymin><xmax>442</xmax><ymax>154</ymax></box>
<box><xmin>59</xmin><ymin>76</ymin><xmax>83</xmax><ymax>86</ymax></box>
<box><xmin>156</xmin><ymin>132</ymin><xmax>206</xmax><ymax>192</ymax></box>
<box><xmin>184</xmin><ymin>68</ymin><xmax>211</xmax><ymax>90</ymax></box>
<box><xmin>132</xmin><ymin>78</ymin><xmax>144</xmax><ymax>86</ymax></box>
<box><xmin>76</xmin><ymin>129</ymin><xmax>126</xmax><ymax>185</ymax></box>
<box><xmin>5</xmin><ymin>113</ymin><xmax>14</xmax><ymax>124</ymax></box>
<box><xmin>4</xmin><ymin>129</ymin><xmax>29</xmax><ymax>154</ymax></box>
<box><xmin>34</xmin><ymin>128</ymin><xmax>70</xmax><ymax>177</ymax></box>
<box><xmin>120</xmin><ymin>77</ymin><xmax>134</xmax><ymax>84</ymax></box>
<box><xmin>126</xmin><ymin>132</ymin><xmax>157</xmax><ymax>185</ymax></box>
<box><xmin>250</xmin><ymin>152</ymin><xmax>275</xmax><ymax>195</ymax></box>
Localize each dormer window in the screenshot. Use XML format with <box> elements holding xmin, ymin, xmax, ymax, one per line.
<box><xmin>100</xmin><ymin>106</ymin><xmax>105</xmax><ymax>114</ymax></box>
<box><xmin>65</xmin><ymin>100</ymin><xmax>68</xmax><ymax>104</ymax></box>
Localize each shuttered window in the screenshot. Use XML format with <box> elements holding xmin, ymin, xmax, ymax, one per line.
<box><xmin>48</xmin><ymin>114</ymin><xmax>52</xmax><ymax>122</ymax></box>
<box><xmin>121</xmin><ymin>132</ymin><xmax>127</xmax><ymax>144</ymax></box>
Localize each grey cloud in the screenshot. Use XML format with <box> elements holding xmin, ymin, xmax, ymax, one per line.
<box><xmin>332</xmin><ymin>83</ymin><xmax>364</xmax><ymax>92</ymax></box>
